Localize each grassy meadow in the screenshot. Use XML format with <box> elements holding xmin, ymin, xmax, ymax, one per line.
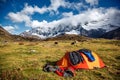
<box><xmin>0</xmin><ymin>39</ymin><xmax>120</xmax><ymax>80</ymax></box>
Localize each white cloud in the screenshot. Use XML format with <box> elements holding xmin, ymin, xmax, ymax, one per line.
<box><xmin>65</xmin><ymin>2</ymin><xmax>88</xmax><ymax>10</ymax></box>
<box><xmin>30</xmin><ymin>19</ymin><xmax>61</xmax><ymax>28</ymax></box>
<box><xmin>62</xmin><ymin>12</ymin><xmax>73</xmax><ymax>17</ymax></box>
<box><xmin>47</xmin><ymin>0</ymin><xmax>86</xmax><ymax>11</ymax></box>
<box><xmin>85</xmin><ymin>0</ymin><xmax>98</xmax><ymax>6</ymax></box>
<box><xmin>22</xmin><ymin>3</ymin><xmax>48</xmax><ymax>14</ymax></box>
<box><xmin>8</xmin><ymin>12</ymin><xmax>31</xmax><ymax>23</ymax></box>
<box><xmin>49</xmin><ymin>0</ymin><xmax>66</xmax><ymax>11</ymax></box>
<box><xmin>8</xmin><ymin>0</ymin><xmax>87</xmax><ymax>23</ymax></box>
<box><xmin>3</xmin><ymin>25</ymin><xmax>18</xmax><ymax>33</ymax></box>
<box><xmin>105</xmin><ymin>8</ymin><xmax>120</xmax><ymax>27</ymax></box>
<box><xmin>31</xmin><ymin>20</ymin><xmax>48</xmax><ymax>28</ymax></box>
<box><xmin>29</xmin><ymin>8</ymin><xmax>120</xmax><ymax>31</ymax></box>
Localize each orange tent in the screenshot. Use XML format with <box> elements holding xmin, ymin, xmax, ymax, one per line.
<box><xmin>43</xmin><ymin>49</ymin><xmax>105</xmax><ymax>77</ymax></box>
<box><xmin>57</xmin><ymin>51</ymin><xmax>105</xmax><ymax>70</ymax></box>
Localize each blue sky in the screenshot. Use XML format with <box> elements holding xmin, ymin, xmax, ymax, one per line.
<box><xmin>0</xmin><ymin>0</ymin><xmax>120</xmax><ymax>34</ymax></box>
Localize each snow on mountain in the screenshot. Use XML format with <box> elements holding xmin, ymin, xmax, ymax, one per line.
<box><xmin>65</xmin><ymin>30</ymin><xmax>80</xmax><ymax>35</ymax></box>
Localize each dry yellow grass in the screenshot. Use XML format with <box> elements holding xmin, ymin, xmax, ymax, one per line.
<box><xmin>0</xmin><ymin>39</ymin><xmax>120</xmax><ymax>80</ymax></box>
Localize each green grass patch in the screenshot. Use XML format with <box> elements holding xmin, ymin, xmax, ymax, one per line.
<box><xmin>0</xmin><ymin>39</ymin><xmax>120</xmax><ymax>80</ymax></box>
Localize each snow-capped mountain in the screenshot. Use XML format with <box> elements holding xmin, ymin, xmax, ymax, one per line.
<box><xmin>20</xmin><ymin>24</ymin><xmax>87</xmax><ymax>39</ymax></box>
<box><xmin>20</xmin><ymin>19</ymin><xmax>119</xmax><ymax>39</ymax></box>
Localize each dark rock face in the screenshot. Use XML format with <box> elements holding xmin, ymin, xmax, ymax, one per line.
<box><xmin>88</xmin><ymin>28</ymin><xmax>106</xmax><ymax>38</ymax></box>
<box><xmin>100</xmin><ymin>27</ymin><xmax>120</xmax><ymax>39</ymax></box>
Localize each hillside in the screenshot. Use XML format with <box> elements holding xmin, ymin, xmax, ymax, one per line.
<box><xmin>0</xmin><ymin>26</ymin><xmax>13</xmax><ymax>41</ymax></box>
<box><xmin>0</xmin><ymin>26</ymin><xmax>40</xmax><ymax>41</ymax></box>
<box><xmin>45</xmin><ymin>34</ymin><xmax>91</xmax><ymax>41</ymax></box>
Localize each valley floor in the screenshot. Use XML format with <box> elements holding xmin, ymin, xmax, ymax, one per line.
<box><xmin>0</xmin><ymin>39</ymin><xmax>120</xmax><ymax>80</ymax></box>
